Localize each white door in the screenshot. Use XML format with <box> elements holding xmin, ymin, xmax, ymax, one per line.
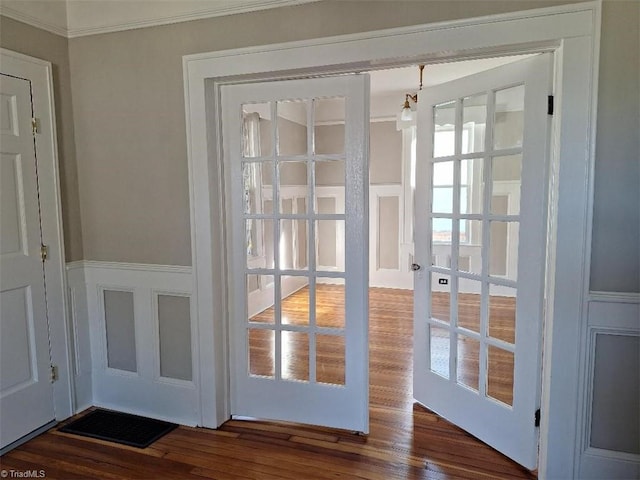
<box><xmin>222</xmin><ymin>74</ymin><xmax>370</xmax><ymax>433</ymax></box>
<box><xmin>413</xmin><ymin>54</ymin><xmax>552</xmax><ymax>469</ymax></box>
<box><xmin>0</xmin><ymin>73</ymin><xmax>55</xmax><ymax>448</ymax></box>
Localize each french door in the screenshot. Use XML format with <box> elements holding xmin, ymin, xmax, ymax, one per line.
<box><xmin>221</xmin><ymin>74</ymin><xmax>370</xmax><ymax>433</ymax></box>
<box><xmin>413</xmin><ymin>54</ymin><xmax>552</xmax><ymax>469</ymax></box>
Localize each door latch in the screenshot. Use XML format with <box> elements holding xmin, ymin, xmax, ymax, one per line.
<box><xmin>411</xmin><ymin>263</ymin><xmax>422</xmax><ymax>271</ymax></box>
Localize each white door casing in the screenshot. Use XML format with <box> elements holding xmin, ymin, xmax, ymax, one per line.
<box><xmin>413</xmin><ymin>54</ymin><xmax>552</xmax><ymax>469</ymax></box>
<box><xmin>0</xmin><ymin>73</ymin><xmax>56</xmax><ymax>448</ymax></box>
<box><xmin>222</xmin><ymin>75</ymin><xmax>370</xmax><ymax>433</ymax></box>
<box><xmin>184</xmin><ymin>4</ymin><xmax>599</xmax><ymax>477</ymax></box>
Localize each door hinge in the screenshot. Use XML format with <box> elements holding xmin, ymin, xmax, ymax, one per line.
<box><xmin>535</xmin><ymin>408</ymin><xmax>541</xmax><ymax>427</ymax></box>
<box><xmin>40</xmin><ymin>244</ymin><xmax>49</xmax><ymax>262</ymax></box>
<box><xmin>547</xmin><ymin>95</ymin><xmax>554</xmax><ymax>115</ymax></box>
<box><xmin>50</xmin><ymin>364</ymin><xmax>59</xmax><ymax>383</ymax></box>
<box><xmin>32</xmin><ymin>117</ymin><xmax>40</xmax><ymax>134</ymax></box>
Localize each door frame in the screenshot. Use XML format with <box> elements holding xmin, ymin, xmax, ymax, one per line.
<box><xmin>183</xmin><ymin>2</ymin><xmax>601</xmax><ymax>478</ymax></box>
<box><xmin>0</xmin><ymin>49</ymin><xmax>74</xmax><ymax>421</ymax></box>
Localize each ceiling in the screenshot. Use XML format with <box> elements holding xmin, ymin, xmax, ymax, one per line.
<box><xmin>369</xmin><ymin>55</ymin><xmax>534</xmax><ymax>97</ymax></box>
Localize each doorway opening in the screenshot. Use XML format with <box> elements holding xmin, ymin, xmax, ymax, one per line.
<box><xmin>228</xmin><ymin>51</ymin><xmax>548</xmax><ymax>472</ymax></box>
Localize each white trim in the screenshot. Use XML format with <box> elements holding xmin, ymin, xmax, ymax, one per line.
<box><xmin>0</xmin><ymin>1</ymin><xmax>322</xmax><ymax>39</ymax></box>
<box><xmin>66</xmin><ymin>0</ymin><xmax>321</xmax><ymax>38</ymax></box>
<box><xmin>66</xmin><ymin>260</ymin><xmax>192</xmax><ymax>276</ymax></box>
<box><xmin>0</xmin><ymin>48</ymin><xmax>74</xmax><ymax>422</ymax></box>
<box><xmin>0</xmin><ymin>6</ymin><xmax>67</xmax><ymax>37</ymax></box>
<box><xmin>183</xmin><ymin>3</ymin><xmax>600</xmax><ymax>477</ymax></box>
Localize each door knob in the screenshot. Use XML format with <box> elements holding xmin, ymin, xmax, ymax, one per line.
<box><xmin>411</xmin><ymin>263</ymin><xmax>422</xmax><ymax>271</ymax></box>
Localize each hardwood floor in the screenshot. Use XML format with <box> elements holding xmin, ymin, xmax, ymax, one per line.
<box><xmin>0</xmin><ymin>286</ymin><xmax>533</xmax><ymax>480</ymax></box>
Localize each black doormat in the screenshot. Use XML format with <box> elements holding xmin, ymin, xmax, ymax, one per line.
<box><xmin>58</xmin><ymin>409</ymin><xmax>178</xmax><ymax>448</ymax></box>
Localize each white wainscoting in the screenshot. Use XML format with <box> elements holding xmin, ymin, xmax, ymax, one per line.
<box><xmin>66</xmin><ymin>261</ymin><xmax>198</xmax><ymax>425</ymax></box>
<box><xmin>577</xmin><ymin>292</ymin><xmax>640</xmax><ymax>479</ymax></box>
<box><xmin>369</xmin><ymin>184</ymin><xmax>413</xmax><ymax>289</ymax></box>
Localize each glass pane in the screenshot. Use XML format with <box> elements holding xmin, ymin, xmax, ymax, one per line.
<box><xmin>296</xmin><ymin>197</ymin><xmax>307</xmax><ymax>216</ymax></box>
<box><xmin>457</xmin><ymin>334</ymin><xmax>480</xmax><ymax>391</ymax></box>
<box><xmin>248</xmin><ymin>328</ymin><xmax>274</xmax><ymax>378</ymax></box>
<box><xmin>242</xmin><ymin>103</ymin><xmax>270</xmax><ymax>157</ymax></box>
<box><xmin>247</xmin><ymin>275</ymin><xmax>274</xmax><ymax>324</ymax></box>
<box><xmin>492</xmin><ymin>154</ymin><xmax>522</xmax><ymax>215</ymax></box>
<box><xmin>493</xmin><ymin>85</ymin><xmax>525</xmax><ymax>150</ymax></box>
<box><xmin>246</xmin><ymin>219</ymin><xmax>274</xmax><ymax>269</ymax></box>
<box><xmin>280</xmin><ymin>216</ymin><xmax>307</xmax><ymax>271</ymax></box>
<box><xmin>430</xmin><ymin>272</ymin><xmax>450</xmax><ymax>324</ymax></box>
<box><xmin>316</xmin><ymin>195</ymin><xmax>337</xmax><ymax>216</ymax></box>
<box><xmin>281</xmin><ymin>276</ymin><xmax>309</xmax><ymax>326</ymax></box>
<box><xmin>459</xmin><ymin>220</ymin><xmax>482</xmax><ymax>275</ymax></box>
<box><xmin>432</xmin><ymin>188</ymin><xmax>453</xmax><ymax>215</ymax></box>
<box><xmin>296</xmin><ymin>219</ymin><xmax>308</xmax><ymax>269</ymax></box>
<box><xmin>460</xmin><ymin>158</ymin><xmax>483</xmax><ymax>215</ymax></box>
<box><xmin>433</xmin><ymin>161</ymin><xmax>454</xmax><ymax>186</ymax></box>
<box><xmin>432</xmin><ymin>218</ymin><xmax>452</xmax><ymax>244</ymax></box>
<box><xmin>488</xmin><ymin>285</ymin><xmax>517</xmax><ymax>344</ymax></box>
<box><xmin>158</xmin><ymin>295</ymin><xmax>192</xmax><ymax>381</ymax></box>
<box><xmin>243</xmin><ymin>162</ymin><xmax>273</xmax><ymax>214</ymax></box>
<box><xmin>281</xmin><ymin>331</ymin><xmax>309</xmax><ymax>382</ymax></box>
<box><xmin>316</xmin><ymin>334</ymin><xmax>345</xmax><ymax>385</ymax></box>
<box><xmin>259</xmin><ymin>161</ymin><xmax>275</xmax><ymax>191</ymax></box>
<box><xmin>433</xmin><ymin>101</ymin><xmax>456</xmax><ymax>157</ymax></box>
<box><xmin>263</xmin><ymin>199</ymin><xmax>274</xmax><ymax>215</ymax></box>
<box><xmin>315</xmin><ymin>160</ymin><xmax>345</xmax><ymax>213</ymax></box>
<box><xmin>314</xmin><ymin>97</ymin><xmax>345</xmax><ymax>155</ymax></box>
<box><xmin>277</xmin><ymin>99</ymin><xmax>307</xmax><ymax>156</ymax></box>
<box><xmin>462</xmin><ymin>94</ymin><xmax>487</xmax><ymax>154</ymax></box>
<box><xmin>316</xmin><ymin>282</ymin><xmax>345</xmax><ymax>329</ymax></box>
<box><xmin>278</xmin><ymin>161</ymin><xmax>308</xmax><ymax>189</ymax></box>
<box><xmin>487</xmin><ymin>345</ymin><xmax>514</xmax><ymax>406</ymax></box>
<box><xmin>316</xmin><ymin>220</ymin><xmax>344</xmax><ymax>272</ymax></box>
<box><xmin>430</xmin><ymin>324</ymin><xmax>450</xmax><ymax>379</ymax></box>
<box><xmin>489</xmin><ymin>221</ymin><xmax>519</xmax><ymax>281</ymax></box>
<box><xmin>457</xmin><ymin>279</ymin><xmax>481</xmax><ymax>333</ymax></box>
<box><xmin>431</xmin><ymin>237</ymin><xmax>450</xmax><ymax>269</ymax></box>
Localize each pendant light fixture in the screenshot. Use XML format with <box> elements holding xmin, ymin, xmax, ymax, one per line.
<box><xmin>400</xmin><ymin>64</ymin><xmax>425</xmax><ymax>120</ymax></box>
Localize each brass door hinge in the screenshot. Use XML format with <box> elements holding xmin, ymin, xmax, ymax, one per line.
<box><xmin>32</xmin><ymin>117</ymin><xmax>40</xmax><ymax>134</ymax></box>
<box><xmin>51</xmin><ymin>364</ymin><xmax>59</xmax><ymax>383</ymax></box>
<box><xmin>40</xmin><ymin>244</ymin><xmax>49</xmax><ymax>262</ymax></box>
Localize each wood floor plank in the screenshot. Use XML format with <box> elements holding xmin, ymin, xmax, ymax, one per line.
<box><xmin>0</xmin><ymin>286</ymin><xmax>535</xmax><ymax>480</ymax></box>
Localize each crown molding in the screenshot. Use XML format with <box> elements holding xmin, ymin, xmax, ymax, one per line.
<box><xmin>0</xmin><ymin>5</ymin><xmax>68</xmax><ymax>38</ymax></box>
<box><xmin>1</xmin><ymin>0</ymin><xmax>321</xmax><ymax>39</ymax></box>
<box><xmin>65</xmin><ymin>0</ymin><xmax>321</xmax><ymax>38</ymax></box>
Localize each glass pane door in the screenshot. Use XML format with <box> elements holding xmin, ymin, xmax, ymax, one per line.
<box><xmin>222</xmin><ymin>74</ymin><xmax>369</xmax><ymax>433</ymax></box>
<box><xmin>413</xmin><ymin>53</ymin><xmax>552</xmax><ymax>469</ymax></box>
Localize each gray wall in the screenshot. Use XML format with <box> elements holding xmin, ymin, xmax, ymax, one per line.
<box><xmin>1</xmin><ymin>0</ymin><xmax>637</xmax><ymax>292</ymax></box>
<box><xmin>0</xmin><ymin>16</ymin><xmax>83</xmax><ymax>261</ymax></box>
<box><xmin>61</xmin><ymin>0</ymin><xmax>587</xmax><ymax>266</ymax></box>
<box><xmin>590</xmin><ymin>0</ymin><xmax>640</xmax><ymax>292</ymax></box>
